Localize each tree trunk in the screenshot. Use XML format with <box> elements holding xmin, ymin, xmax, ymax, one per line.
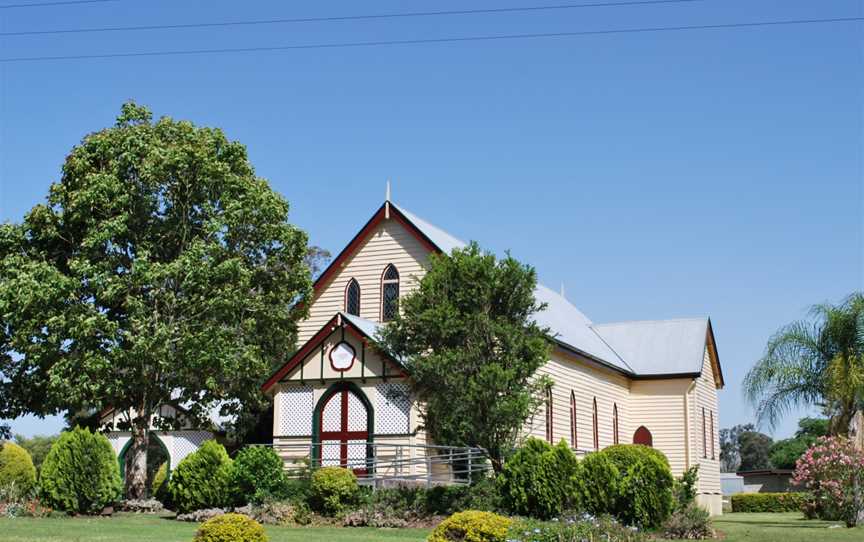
<box><xmin>125</xmin><ymin>423</ymin><xmax>149</xmax><ymax>500</ymax></box>
<box><xmin>850</xmin><ymin>411</ymin><xmax>864</xmax><ymax>527</ymax></box>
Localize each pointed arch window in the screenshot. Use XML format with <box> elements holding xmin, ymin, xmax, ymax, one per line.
<box><xmin>702</xmin><ymin>407</ymin><xmax>707</xmax><ymax>459</ymax></box>
<box><xmin>710</xmin><ymin>410</ymin><xmax>715</xmax><ymax>459</ymax></box>
<box><xmin>569</xmin><ymin>391</ymin><xmax>577</xmax><ymax>449</ymax></box>
<box><xmin>592</xmin><ymin>398</ymin><xmax>599</xmax><ymax>451</ymax></box>
<box><xmin>545</xmin><ymin>386</ymin><xmax>554</xmax><ymax>444</ymax></box>
<box><xmin>613</xmin><ymin>403</ymin><xmax>619</xmax><ymax>445</ymax></box>
<box><xmin>345</xmin><ymin>279</ymin><xmax>361</xmax><ymax>316</ymax></box>
<box><xmin>381</xmin><ymin>265</ymin><xmax>400</xmax><ymax>321</ymax></box>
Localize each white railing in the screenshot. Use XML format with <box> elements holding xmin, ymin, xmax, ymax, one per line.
<box><xmin>264</xmin><ymin>441</ymin><xmax>491</xmax><ymax>487</ymax></box>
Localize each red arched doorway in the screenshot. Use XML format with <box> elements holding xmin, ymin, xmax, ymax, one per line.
<box><xmin>313</xmin><ymin>382</ymin><xmax>373</xmax><ymax>475</ymax></box>
<box><xmin>633</xmin><ymin>426</ymin><xmax>653</xmax><ymax>447</ymax></box>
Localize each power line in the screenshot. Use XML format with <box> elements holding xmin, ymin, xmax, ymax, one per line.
<box><xmin>1</xmin><ymin>0</ymin><xmax>710</xmax><ymax>37</ymax></box>
<box><xmin>2</xmin><ymin>16</ymin><xmax>861</xmax><ymax>63</ymax></box>
<box><xmin>0</xmin><ymin>0</ymin><xmax>118</xmax><ymax>9</ymax></box>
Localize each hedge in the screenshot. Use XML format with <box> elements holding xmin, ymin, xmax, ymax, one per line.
<box><xmin>730</xmin><ymin>492</ymin><xmax>806</xmax><ymax>513</ymax></box>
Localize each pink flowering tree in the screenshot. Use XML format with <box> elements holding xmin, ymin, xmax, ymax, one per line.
<box><xmin>792</xmin><ymin>436</ymin><xmax>864</xmax><ymax>527</ymax></box>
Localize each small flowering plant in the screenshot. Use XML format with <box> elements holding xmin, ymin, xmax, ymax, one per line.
<box><xmin>792</xmin><ymin>436</ymin><xmax>864</xmax><ymax>527</ymax></box>
<box><xmin>506</xmin><ymin>513</ymin><xmax>647</xmax><ymax>542</ymax></box>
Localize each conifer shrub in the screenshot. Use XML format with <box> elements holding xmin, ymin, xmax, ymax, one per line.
<box><xmin>193</xmin><ymin>513</ymin><xmax>267</xmax><ymax>542</ymax></box>
<box><xmin>497</xmin><ymin>438</ymin><xmax>578</xmax><ymax>519</ymax></box>
<box><xmin>309</xmin><ymin>466</ymin><xmax>358</xmax><ymax>515</ymax></box>
<box><xmin>168</xmin><ymin>440</ymin><xmax>232</xmax><ymax>513</ymax></box>
<box><xmin>427</xmin><ymin>510</ymin><xmax>511</xmax><ymax>542</ymax></box>
<box><xmin>574</xmin><ymin>444</ymin><xmax>674</xmax><ymax>529</ymax></box>
<box><xmin>228</xmin><ymin>446</ymin><xmax>289</xmax><ymax>506</ymax></box>
<box><xmin>151</xmin><ymin>462</ymin><xmax>169</xmax><ymax>502</ymax></box>
<box><xmin>38</xmin><ymin>427</ymin><xmax>122</xmax><ymax>514</ymax></box>
<box><xmin>0</xmin><ymin>442</ymin><xmax>37</xmax><ymax>499</ymax></box>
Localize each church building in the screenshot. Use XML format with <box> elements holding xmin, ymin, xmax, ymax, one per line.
<box><xmin>262</xmin><ymin>197</ymin><xmax>724</xmax><ymax>514</ymax></box>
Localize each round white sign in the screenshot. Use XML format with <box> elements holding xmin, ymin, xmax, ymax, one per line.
<box><xmin>329</xmin><ymin>341</ymin><xmax>356</xmax><ymax>371</ymax></box>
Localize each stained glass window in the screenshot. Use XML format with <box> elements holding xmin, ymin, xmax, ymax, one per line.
<box><xmin>381</xmin><ymin>265</ymin><xmax>399</xmax><ymax>321</ymax></box>
<box><xmin>345</xmin><ymin>279</ymin><xmax>360</xmax><ymax>316</ymax></box>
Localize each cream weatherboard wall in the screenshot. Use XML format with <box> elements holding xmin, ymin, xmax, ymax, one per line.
<box><xmin>297</xmin><ymin>219</ymin><xmax>430</xmax><ymax>344</ymax></box>
<box><xmin>689</xmin><ymin>346</ymin><xmax>722</xmax><ymax>515</ymax></box>
<box><xmin>629</xmin><ymin>378</ymin><xmax>691</xmax><ymax>476</ymax></box>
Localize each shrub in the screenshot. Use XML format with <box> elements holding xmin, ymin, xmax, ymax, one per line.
<box><xmin>309</xmin><ymin>466</ymin><xmax>358</xmax><ymax>515</ymax></box>
<box><xmin>168</xmin><ymin>440</ymin><xmax>232</xmax><ymax>513</ymax></box>
<box><xmin>38</xmin><ymin>427</ymin><xmax>122</xmax><ymax>514</ymax></box>
<box><xmin>573</xmin><ymin>450</ymin><xmax>620</xmax><ymax>516</ymax></box>
<box><xmin>792</xmin><ymin>435</ymin><xmax>864</xmax><ymax>526</ymax></box>
<box><xmin>176</xmin><ymin>508</ymin><xmax>226</xmax><ymax>522</ymax></box>
<box><xmin>0</xmin><ymin>442</ymin><xmax>37</xmax><ymax>498</ymax></box>
<box><xmin>428</xmin><ymin>510</ymin><xmax>511</xmax><ymax>542</ymax></box>
<box><xmin>228</xmin><ymin>446</ymin><xmax>289</xmax><ymax>506</ymax></box>
<box><xmin>193</xmin><ymin>513</ymin><xmax>267</xmax><ymax>542</ymax></box>
<box><xmin>508</xmin><ymin>515</ymin><xmax>647</xmax><ymax>542</ymax></box>
<box><xmin>601</xmin><ymin>444</ymin><xmax>675</xmax><ymax>529</ymax></box>
<box><xmin>673</xmin><ymin>465</ymin><xmax>700</xmax><ymax>510</ymax></box>
<box><xmin>497</xmin><ymin>438</ymin><xmax>578</xmax><ymax>519</ymax></box>
<box><xmin>729</xmin><ymin>492</ymin><xmax>805</xmax><ymax>513</ymax></box>
<box><xmin>119</xmin><ymin>498</ymin><xmax>164</xmax><ymax>513</ymax></box>
<box><xmin>235</xmin><ymin>501</ymin><xmax>305</xmax><ymax>526</ymax></box>
<box><xmin>663</xmin><ymin>503</ymin><xmax>714</xmax><ymax>540</ymax></box>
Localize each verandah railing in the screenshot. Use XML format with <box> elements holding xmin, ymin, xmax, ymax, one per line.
<box><xmin>265</xmin><ymin>441</ymin><xmax>492</xmax><ymax>487</ymax></box>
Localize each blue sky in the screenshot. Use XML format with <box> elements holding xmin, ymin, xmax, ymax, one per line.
<box><xmin>0</xmin><ymin>0</ymin><xmax>861</xmax><ymax>439</ymax></box>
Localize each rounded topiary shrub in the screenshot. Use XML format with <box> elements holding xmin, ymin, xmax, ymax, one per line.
<box><xmin>573</xmin><ymin>450</ymin><xmax>620</xmax><ymax>516</ymax></box>
<box><xmin>193</xmin><ymin>513</ymin><xmax>267</xmax><ymax>542</ymax></box>
<box><xmin>229</xmin><ymin>446</ymin><xmax>289</xmax><ymax>506</ymax></box>
<box><xmin>0</xmin><ymin>441</ymin><xmax>38</xmax><ymax>498</ymax></box>
<box><xmin>309</xmin><ymin>466</ymin><xmax>358</xmax><ymax>516</ymax></box>
<box><xmin>39</xmin><ymin>427</ymin><xmax>122</xmax><ymax>514</ymax></box>
<box><xmin>497</xmin><ymin>438</ymin><xmax>578</xmax><ymax>519</ymax></box>
<box><xmin>427</xmin><ymin>510</ymin><xmax>511</xmax><ymax>542</ymax></box>
<box><xmin>169</xmin><ymin>440</ymin><xmax>232</xmax><ymax>513</ymax></box>
<box><xmin>601</xmin><ymin>444</ymin><xmax>674</xmax><ymax>529</ymax></box>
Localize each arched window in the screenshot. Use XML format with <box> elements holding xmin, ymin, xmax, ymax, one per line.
<box><xmin>613</xmin><ymin>403</ymin><xmax>619</xmax><ymax>445</ymax></box>
<box><xmin>545</xmin><ymin>387</ymin><xmax>553</xmax><ymax>444</ymax></box>
<box><xmin>710</xmin><ymin>410</ymin><xmax>715</xmax><ymax>459</ymax></box>
<box><xmin>345</xmin><ymin>279</ymin><xmax>361</xmax><ymax>316</ymax></box>
<box><xmin>592</xmin><ymin>398</ymin><xmax>599</xmax><ymax>451</ymax></box>
<box><xmin>381</xmin><ymin>265</ymin><xmax>400</xmax><ymax>321</ymax></box>
<box><xmin>569</xmin><ymin>391</ymin><xmax>577</xmax><ymax>449</ymax></box>
<box><xmin>633</xmin><ymin>426</ymin><xmax>653</xmax><ymax>447</ymax></box>
<box><xmin>702</xmin><ymin>407</ymin><xmax>707</xmax><ymax>459</ymax></box>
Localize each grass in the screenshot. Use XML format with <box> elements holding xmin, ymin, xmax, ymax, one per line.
<box><xmin>0</xmin><ymin>513</ymin><xmax>430</xmax><ymax>542</ymax></box>
<box><xmin>710</xmin><ymin>512</ymin><xmax>864</xmax><ymax>541</ymax></box>
<box><xmin>1</xmin><ymin>512</ymin><xmax>863</xmax><ymax>541</ymax></box>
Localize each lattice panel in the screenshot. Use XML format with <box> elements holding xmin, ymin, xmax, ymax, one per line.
<box><xmin>322</xmin><ymin>393</ymin><xmax>342</xmax><ymax>432</ymax></box>
<box><xmin>375</xmin><ymin>383</ymin><xmax>411</xmax><ymax>434</ymax></box>
<box><xmin>346</xmin><ymin>392</ymin><xmax>367</xmax><ymax>432</ymax></box>
<box><xmin>171</xmin><ymin>431</ymin><xmax>212</xmax><ymax>465</ymax></box>
<box><xmin>321</xmin><ymin>442</ymin><xmax>341</xmax><ymax>467</ymax></box>
<box><xmin>346</xmin><ymin>440</ymin><xmax>367</xmax><ymax>468</ymax></box>
<box><xmin>278</xmin><ymin>385</ymin><xmax>314</xmax><ymax>437</ymax></box>
<box><xmin>107</xmin><ymin>432</ymin><xmax>131</xmax><ymax>456</ymax></box>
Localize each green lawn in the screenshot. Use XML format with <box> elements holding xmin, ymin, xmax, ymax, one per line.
<box><xmin>0</xmin><ymin>513</ymin><xmax>429</xmax><ymax>542</ymax></box>
<box><xmin>709</xmin><ymin>512</ymin><xmax>864</xmax><ymax>542</ymax></box>
<box><xmin>0</xmin><ymin>512</ymin><xmax>862</xmax><ymax>542</ymax></box>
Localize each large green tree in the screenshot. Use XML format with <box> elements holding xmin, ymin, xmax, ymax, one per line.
<box><xmin>0</xmin><ymin>103</ymin><xmax>311</xmax><ymax>498</ymax></box>
<box><xmin>768</xmin><ymin>417</ymin><xmax>828</xmax><ymax>469</ymax></box>
<box><xmin>744</xmin><ymin>293</ymin><xmax>864</xmax><ymax>435</ymax></box>
<box><xmin>378</xmin><ymin>242</ymin><xmax>551</xmax><ymax>471</ymax></box>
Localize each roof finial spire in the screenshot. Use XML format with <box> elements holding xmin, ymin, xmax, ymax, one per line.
<box><xmin>385</xmin><ymin>179</ymin><xmax>391</xmax><ymax>202</ymax></box>
<box><xmin>560</xmin><ymin>282</ymin><xmax>566</xmax><ymax>299</ymax></box>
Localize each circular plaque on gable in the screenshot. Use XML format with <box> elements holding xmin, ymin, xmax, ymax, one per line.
<box><xmin>329</xmin><ymin>341</ymin><xmax>356</xmax><ymax>371</ymax></box>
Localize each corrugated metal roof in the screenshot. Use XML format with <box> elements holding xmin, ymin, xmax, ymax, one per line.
<box><xmin>385</xmin><ymin>202</ymin><xmax>711</xmax><ymax>379</ymax></box>
<box><xmin>341</xmin><ymin>311</ymin><xmax>382</xmax><ymax>339</ymax></box>
<box><xmin>591</xmin><ymin>319</ymin><xmax>709</xmax><ymax>376</ymax></box>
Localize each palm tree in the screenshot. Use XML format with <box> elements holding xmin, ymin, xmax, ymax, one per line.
<box><xmin>744</xmin><ymin>293</ymin><xmax>864</xmax><ymax>435</ymax></box>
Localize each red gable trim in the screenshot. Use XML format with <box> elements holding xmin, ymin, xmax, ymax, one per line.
<box><xmin>261</xmin><ymin>314</ymin><xmax>407</xmax><ymax>393</ymax></box>
<box><xmin>310</xmin><ymin>202</ymin><xmax>442</xmax><ymax>299</ymax></box>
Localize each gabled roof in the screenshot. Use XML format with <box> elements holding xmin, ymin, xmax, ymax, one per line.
<box><xmin>296</xmin><ymin>199</ymin><xmax>721</xmax><ymax>383</ymax></box>
<box><xmin>261</xmin><ymin>312</ymin><xmax>406</xmax><ymax>393</ymax></box>
<box><xmin>591</xmin><ymin>318</ymin><xmax>713</xmax><ymax>378</ymax></box>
